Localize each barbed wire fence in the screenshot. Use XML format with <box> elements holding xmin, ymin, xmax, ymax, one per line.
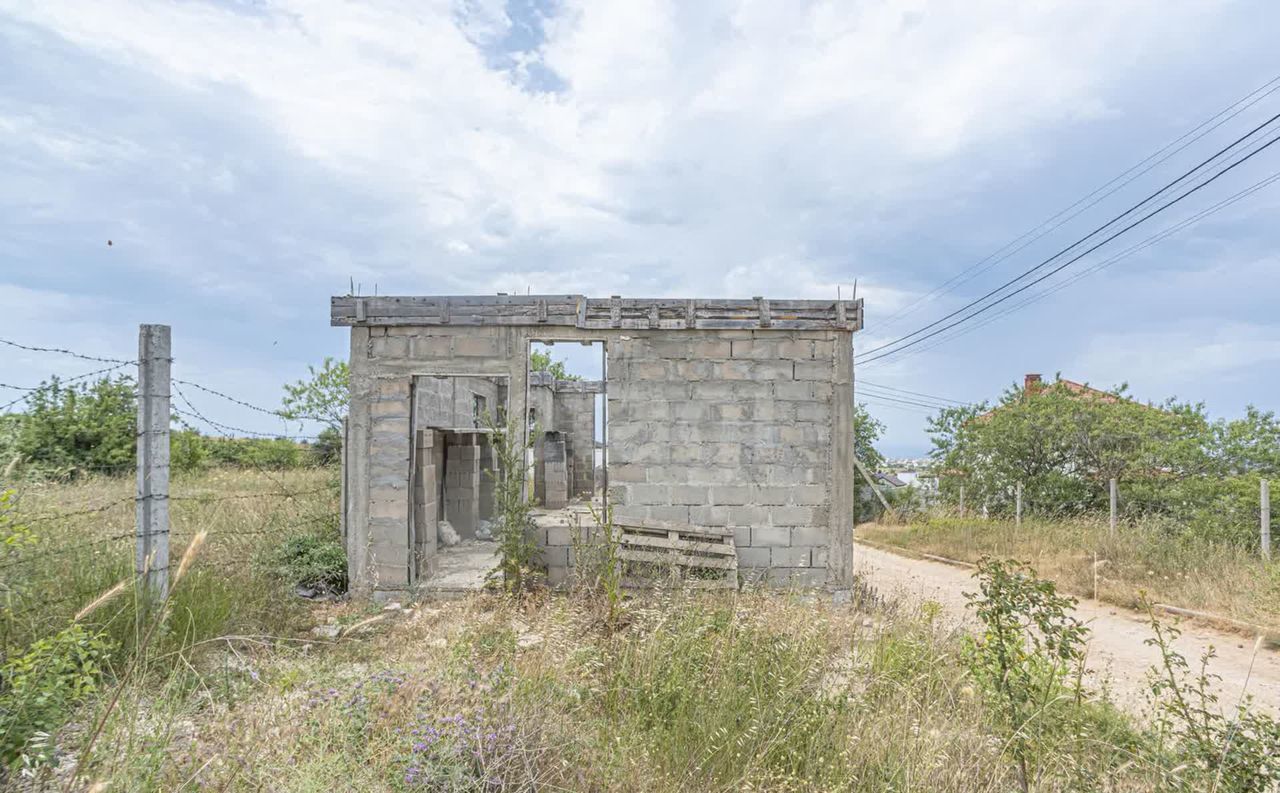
<box><xmin>0</xmin><ymin>324</ymin><xmax>340</xmax><ymax>613</ymax></box>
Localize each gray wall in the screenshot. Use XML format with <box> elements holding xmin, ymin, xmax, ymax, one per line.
<box><xmin>414</xmin><ymin>375</ymin><xmax>505</xmax><ymax>429</ymax></box>
<box><xmin>343</xmin><ymin>324</ymin><xmax>853</xmax><ymax>597</ymax></box>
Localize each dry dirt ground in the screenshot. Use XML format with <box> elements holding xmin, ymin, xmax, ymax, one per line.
<box><xmin>854</xmin><ymin>541</ymin><xmax>1280</xmax><ymax>717</ymax></box>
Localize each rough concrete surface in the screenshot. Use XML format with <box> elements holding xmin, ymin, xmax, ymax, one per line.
<box><xmin>854</xmin><ymin>541</ymin><xmax>1280</xmax><ymax>717</ymax></box>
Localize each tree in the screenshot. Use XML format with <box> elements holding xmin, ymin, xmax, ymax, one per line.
<box><xmin>280</xmin><ymin>357</ymin><xmax>349</xmax><ymax>430</ymax></box>
<box><xmin>13</xmin><ymin>375</ymin><xmax>136</xmax><ymax>475</ymax></box>
<box><xmin>529</xmin><ymin>350</ymin><xmax>579</xmax><ymax>381</ymax></box>
<box><xmin>853</xmin><ymin>402</ymin><xmax>886</xmax><ymax>471</ymax></box>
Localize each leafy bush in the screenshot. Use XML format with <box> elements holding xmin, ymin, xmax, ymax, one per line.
<box><xmin>0</xmin><ymin>624</ymin><xmax>110</xmax><ymax>771</ymax></box>
<box><xmin>273</xmin><ymin>532</ymin><xmax>347</xmax><ymax>594</ymax></box>
<box><xmin>965</xmin><ymin>557</ymin><xmax>1090</xmax><ymax>792</ymax></box>
<box><xmin>12</xmin><ymin>375</ymin><xmax>136</xmax><ymax>477</ymax></box>
<box><xmin>1144</xmin><ymin>610</ymin><xmax>1280</xmax><ymax>790</ymax></box>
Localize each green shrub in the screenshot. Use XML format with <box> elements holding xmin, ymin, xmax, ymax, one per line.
<box><xmin>272</xmin><ymin>532</ymin><xmax>347</xmax><ymax>594</ymax></box>
<box><xmin>0</xmin><ymin>623</ymin><xmax>110</xmax><ymax>771</ymax></box>
<box><xmin>12</xmin><ymin>375</ymin><xmax>136</xmax><ymax>477</ymax></box>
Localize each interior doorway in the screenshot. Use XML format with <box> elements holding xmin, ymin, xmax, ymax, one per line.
<box><xmin>409</xmin><ymin>374</ymin><xmax>509</xmax><ymax>588</ymax></box>
<box><xmin>526</xmin><ymin>340</ymin><xmax>606</xmax><ymax>510</ymax></box>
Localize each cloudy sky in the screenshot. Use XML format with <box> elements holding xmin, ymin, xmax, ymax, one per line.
<box><xmin>2</xmin><ymin>0</ymin><xmax>1278</xmax><ymax>457</ymax></box>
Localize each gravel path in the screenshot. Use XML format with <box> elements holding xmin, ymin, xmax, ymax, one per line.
<box><xmin>854</xmin><ymin>541</ymin><xmax>1280</xmax><ymax>717</ymax></box>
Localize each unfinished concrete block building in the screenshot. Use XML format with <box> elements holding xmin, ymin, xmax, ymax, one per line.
<box><xmin>334</xmin><ymin>294</ymin><xmax>863</xmax><ymax>598</ymax></box>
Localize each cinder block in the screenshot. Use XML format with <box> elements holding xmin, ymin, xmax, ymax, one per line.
<box><xmin>410</xmin><ymin>336</ymin><xmax>452</xmax><ymax>357</ymax></box>
<box><xmin>628</xmin><ymin>483</ymin><xmax>671</xmax><ymax>504</ymax></box>
<box><xmin>369</xmin><ymin>336</ymin><xmax>409</xmax><ymax>359</ymax></box>
<box><xmin>751</xmin><ymin>526</ymin><xmax>789</xmax><ymax>546</ymax></box>
<box><xmin>711</xmin><ymin>485</ymin><xmax>751</xmax><ymax>506</ymax></box>
<box><xmin>791</xmin><ymin>485</ymin><xmax>828</xmax><ymax>505</ymax></box>
<box><xmin>751</xmin><ymin>361</ymin><xmax>794</xmax><ymax>381</ymax></box>
<box><xmin>670</xmin><ymin>485</ymin><xmax>708</xmax><ymax>505</ymax></box>
<box><xmin>547</xmin><ymin>525</ymin><xmax>573</xmax><ymax>546</ymax></box>
<box><xmin>755</xmin><ymin>487</ymin><xmax>791</xmax><ymax>506</ymax></box>
<box><xmin>770</xmin><ymin>506</ymin><xmax>816</xmax><ymax>526</ymax></box>
<box><xmin>772</xmin><ymin>546</ymin><xmax>811</xmax><ymax>567</ymax></box>
<box><xmin>454</xmin><ymin>336</ymin><xmax>500</xmax><ymax>357</ymax></box>
<box><xmin>712</xmin><ymin>403</ymin><xmax>751</xmax><ymax>421</ymax></box>
<box><xmin>727</xmin><ymin>505</ymin><xmax>768</xmax><ymax>526</ymax></box>
<box><xmin>790</xmin><ymin>526</ymin><xmax>828</xmax><ymax>546</ymax></box>
<box><xmin>738</xmin><ymin>547</ymin><xmax>771</xmax><ymax>568</ymax></box>
<box><xmin>773</xmin><ymin>381</ymin><xmax>813</xmax><ymax>401</ymax></box>
<box><xmin>767</xmin><ymin>567</ymin><xmax>826</xmax><ymax>587</ymax></box>
<box><xmin>538</xmin><ymin>546</ymin><xmax>569</xmax><ymax>567</ymax></box>
<box><xmin>647</xmin><ymin>505</ymin><xmax>690</xmax><ymax>523</ymax></box>
<box><xmin>690</xmin><ymin>505</ymin><xmax>731</xmax><ymax>526</ymax></box>
<box><xmin>546</xmin><ymin>566</ymin><xmax>570</xmax><ymax>587</ymax></box>
<box><xmin>732</xmin><ymin>525</ymin><xmax>752</xmax><ymax>546</ymax></box>
<box><xmin>793</xmin><ymin>361</ymin><xmax>831</xmax><ymax>381</ymax></box>
<box><xmin>691</xmin><ymin>340</ymin><xmax>732</xmax><ymax>359</ymax></box>
<box><xmin>715</xmin><ymin>361</ymin><xmax>754</xmax><ymax>380</ymax></box>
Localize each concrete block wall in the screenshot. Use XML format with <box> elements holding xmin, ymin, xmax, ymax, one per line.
<box><xmin>607</xmin><ymin>330</ymin><xmax>843</xmax><ymax>587</ymax></box>
<box><xmin>444</xmin><ymin>434</ymin><xmax>482</xmax><ymax>537</ymax></box>
<box><xmin>554</xmin><ymin>390</ymin><xmax>596</xmax><ymax>498</ymax></box>
<box><xmin>343</xmin><ymin>322</ymin><xmax>853</xmax><ymax>596</ymax></box>
<box><xmin>415</xmin><ymin>375</ymin><xmax>503</xmax><ymax>429</ymax></box>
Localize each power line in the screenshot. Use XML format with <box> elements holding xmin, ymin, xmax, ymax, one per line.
<box><xmin>857</xmin><ymin>121</ymin><xmax>1280</xmax><ymax>366</ymax></box>
<box><xmin>875</xmin><ymin>74</ymin><xmax>1280</xmax><ymax>334</ymax></box>
<box><xmin>863</xmin><ymin>165</ymin><xmax>1280</xmax><ymax>368</ymax></box>
<box><xmin>858</xmin><ymin>110</ymin><xmax>1280</xmax><ymax>362</ymax></box>
<box><xmin>858</xmin><ymin>379</ymin><xmax>970</xmax><ymax>406</ymax></box>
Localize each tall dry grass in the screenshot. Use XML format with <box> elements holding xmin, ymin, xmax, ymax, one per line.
<box><xmin>860</xmin><ymin>515</ymin><xmax>1280</xmax><ymax>628</ymax></box>
<box><xmin>1</xmin><ymin>467</ymin><xmax>337</xmax><ymax>665</ymax></box>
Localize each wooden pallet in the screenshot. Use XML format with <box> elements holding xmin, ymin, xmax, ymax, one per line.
<box><xmin>615</xmin><ymin>518</ymin><xmax>738</xmax><ymax>589</ymax></box>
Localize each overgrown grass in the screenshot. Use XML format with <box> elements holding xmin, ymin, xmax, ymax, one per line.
<box><xmin>2</xmin><ymin>467</ymin><xmax>337</xmax><ymax>664</ymax></box>
<box><xmin>59</xmin><ymin>588</ymin><xmax>1185</xmax><ymax>792</ymax></box>
<box><xmin>860</xmin><ymin>514</ymin><xmax>1280</xmax><ymax>627</ymax></box>
<box><xmin>6</xmin><ymin>475</ymin><xmax>1276</xmax><ymax>790</ymax></box>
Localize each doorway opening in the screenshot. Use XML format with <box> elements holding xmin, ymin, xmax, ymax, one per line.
<box><xmin>527</xmin><ymin>340</ymin><xmax>606</xmax><ymax>511</ymax></box>
<box><xmin>409</xmin><ymin>374</ymin><xmax>509</xmax><ymax>592</ymax></box>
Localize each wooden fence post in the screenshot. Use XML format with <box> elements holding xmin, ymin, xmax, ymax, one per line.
<box><xmin>1263</xmin><ymin>479</ymin><xmax>1271</xmax><ymax>561</ymax></box>
<box><xmin>1109</xmin><ymin>478</ymin><xmax>1117</xmax><ymax>537</ymax></box>
<box><xmin>136</xmin><ymin>324</ymin><xmax>171</xmax><ymax>600</ymax></box>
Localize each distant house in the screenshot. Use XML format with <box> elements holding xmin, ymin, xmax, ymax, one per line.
<box><xmin>979</xmin><ymin>373</ymin><xmax>1127</xmax><ymax>421</ymax></box>
<box><xmin>873</xmin><ymin>472</ymin><xmax>907</xmax><ymax>489</ymax></box>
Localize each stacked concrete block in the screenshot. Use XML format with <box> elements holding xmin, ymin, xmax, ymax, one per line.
<box><xmin>477</xmin><ymin>435</ymin><xmax>496</xmax><ymax>523</ymax></box>
<box><xmin>553</xmin><ymin>388</ymin><xmax>597</xmax><ymax>498</ymax></box>
<box><xmin>412</xmin><ymin>430</ymin><xmax>439</xmax><ymax>580</ymax></box>
<box><xmin>536</xmin><ymin>431</ymin><xmax>569</xmax><ymax>509</ymax></box>
<box><xmin>444</xmin><ymin>433</ymin><xmax>482</xmax><ymax>538</ymax></box>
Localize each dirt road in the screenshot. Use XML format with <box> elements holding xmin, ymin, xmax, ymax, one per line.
<box><xmin>854</xmin><ymin>541</ymin><xmax>1280</xmax><ymax>717</ymax></box>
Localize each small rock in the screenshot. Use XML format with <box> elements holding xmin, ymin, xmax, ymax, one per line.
<box><xmin>295</xmin><ymin>586</ymin><xmax>318</xmax><ymax>599</ymax></box>
<box><xmin>428</xmin><ymin>637</ymin><xmax>448</xmax><ymax>648</ymax></box>
<box><xmin>516</xmin><ymin>633</ymin><xmax>543</xmax><ymax>650</ymax></box>
<box><xmin>311</xmin><ymin>624</ymin><xmax>341</xmax><ymax>639</ymax></box>
<box><xmin>861</xmin><ymin>618</ymin><xmax>874</xmax><ymax>628</ymax></box>
<box><xmin>382</xmin><ymin>601</ymin><xmax>404</xmax><ymax>612</ymax></box>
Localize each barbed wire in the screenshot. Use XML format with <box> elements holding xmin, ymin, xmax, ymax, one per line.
<box><xmin>171</xmin><ymin>382</ymin><xmax>320</xmax><ymax>441</ymax></box>
<box><xmin>172</xmin><ymin>377</ymin><xmax>330</xmax><ymax>424</ymax></box>
<box><xmin>0</xmin><ymin>336</ymin><xmax>133</xmax><ymax>365</ymax></box>
<box><xmin>0</xmin><ymin>361</ymin><xmax>137</xmax><ymax>412</ymax></box>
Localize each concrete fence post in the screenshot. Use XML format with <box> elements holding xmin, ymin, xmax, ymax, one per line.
<box><xmin>1263</xmin><ymin>479</ymin><xmax>1271</xmax><ymax>561</ymax></box>
<box><xmin>1015</xmin><ymin>482</ymin><xmax>1023</xmax><ymax>528</ymax></box>
<box><xmin>1109</xmin><ymin>478</ymin><xmax>1118</xmax><ymax>537</ymax></box>
<box><xmin>959</xmin><ymin>484</ymin><xmax>965</xmax><ymax>517</ymax></box>
<box><xmin>136</xmin><ymin>324</ymin><xmax>171</xmax><ymax>600</ymax></box>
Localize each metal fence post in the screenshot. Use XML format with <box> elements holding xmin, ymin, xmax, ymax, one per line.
<box><xmin>1263</xmin><ymin>479</ymin><xmax>1271</xmax><ymax>561</ymax></box>
<box><xmin>1109</xmin><ymin>478</ymin><xmax>1117</xmax><ymax>537</ymax></box>
<box><xmin>136</xmin><ymin>324</ymin><xmax>171</xmax><ymax>599</ymax></box>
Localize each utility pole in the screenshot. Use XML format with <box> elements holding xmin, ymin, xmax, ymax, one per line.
<box><xmin>1109</xmin><ymin>478</ymin><xmax>1118</xmax><ymax>537</ymax></box>
<box><xmin>136</xmin><ymin>324</ymin><xmax>171</xmax><ymax>600</ymax></box>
